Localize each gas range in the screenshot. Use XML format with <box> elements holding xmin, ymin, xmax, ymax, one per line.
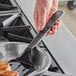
<box><xmin>0</xmin><ymin>0</ymin><xmax>69</xmax><ymax>76</ymax></box>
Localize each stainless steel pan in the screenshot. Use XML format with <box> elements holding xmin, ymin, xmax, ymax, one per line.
<box><xmin>0</xmin><ymin>40</ymin><xmax>51</xmax><ymax>76</ymax></box>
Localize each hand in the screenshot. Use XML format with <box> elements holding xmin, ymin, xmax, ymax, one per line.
<box><xmin>33</xmin><ymin>0</ymin><xmax>61</xmax><ymax>35</ymax></box>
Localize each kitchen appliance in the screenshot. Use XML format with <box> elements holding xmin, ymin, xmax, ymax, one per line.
<box><xmin>0</xmin><ymin>0</ymin><xmax>70</xmax><ymax>76</ymax></box>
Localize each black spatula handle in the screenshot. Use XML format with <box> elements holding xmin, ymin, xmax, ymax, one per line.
<box><xmin>26</xmin><ymin>10</ymin><xmax>64</xmax><ymax>50</ymax></box>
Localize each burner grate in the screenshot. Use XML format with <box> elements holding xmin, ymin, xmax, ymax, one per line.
<box><xmin>0</xmin><ymin>0</ymin><xmax>12</xmax><ymax>5</ymax></box>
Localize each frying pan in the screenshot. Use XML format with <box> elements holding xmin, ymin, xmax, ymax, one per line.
<box><xmin>0</xmin><ymin>41</ymin><xmax>51</xmax><ymax>76</ymax></box>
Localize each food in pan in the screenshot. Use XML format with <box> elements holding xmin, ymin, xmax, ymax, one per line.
<box><xmin>0</xmin><ymin>61</ymin><xmax>11</xmax><ymax>76</ymax></box>
<box><xmin>3</xmin><ymin>70</ymin><xmax>19</xmax><ymax>76</ymax></box>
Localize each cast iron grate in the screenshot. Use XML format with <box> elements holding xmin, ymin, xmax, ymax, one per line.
<box><xmin>0</xmin><ymin>0</ymin><xmax>12</xmax><ymax>5</ymax></box>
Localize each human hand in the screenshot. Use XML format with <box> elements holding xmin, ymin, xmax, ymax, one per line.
<box><xmin>33</xmin><ymin>0</ymin><xmax>61</xmax><ymax>35</ymax></box>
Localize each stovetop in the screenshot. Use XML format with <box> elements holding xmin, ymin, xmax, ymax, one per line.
<box><xmin>0</xmin><ymin>0</ymin><xmax>66</xmax><ymax>76</ymax></box>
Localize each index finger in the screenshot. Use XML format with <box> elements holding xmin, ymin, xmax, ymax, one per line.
<box><xmin>37</xmin><ymin>9</ymin><xmax>47</xmax><ymax>32</ymax></box>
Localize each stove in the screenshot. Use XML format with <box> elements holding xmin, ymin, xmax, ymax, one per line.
<box><xmin>0</xmin><ymin>0</ymin><xmax>67</xmax><ymax>76</ymax></box>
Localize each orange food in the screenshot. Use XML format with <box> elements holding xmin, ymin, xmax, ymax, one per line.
<box><xmin>0</xmin><ymin>61</ymin><xmax>11</xmax><ymax>75</ymax></box>
<box><xmin>3</xmin><ymin>71</ymin><xmax>19</xmax><ymax>76</ymax></box>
